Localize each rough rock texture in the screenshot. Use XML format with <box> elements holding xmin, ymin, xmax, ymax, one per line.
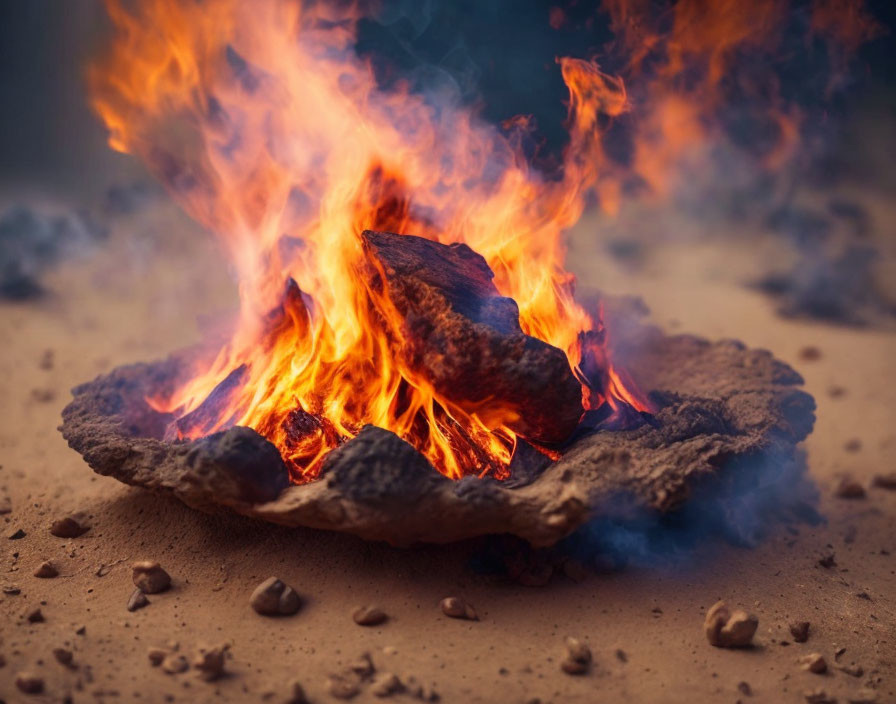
<box><xmin>60</xmin><ymin>321</ymin><xmax>815</xmax><ymax>546</ymax></box>
<box><xmin>361</xmin><ymin>230</ymin><xmax>583</xmax><ymax>444</ymax></box>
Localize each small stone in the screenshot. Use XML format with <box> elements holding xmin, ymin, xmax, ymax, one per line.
<box><xmin>837</xmin><ymin>662</ymin><xmax>864</xmax><ymax>677</ymax></box>
<box><xmin>34</xmin><ymin>561</ymin><xmax>59</xmax><ymax>578</ymax></box>
<box><xmin>0</xmin><ymin>495</ymin><xmax>11</xmax><ymax>514</ymax></box>
<box><xmin>250</xmin><ymin>577</ymin><xmax>301</xmax><ymax>616</ymax></box>
<box><xmin>737</xmin><ymin>681</ymin><xmax>752</xmax><ymax>696</ymax></box>
<box><xmin>26</xmin><ymin>607</ymin><xmax>44</xmax><ymax>623</ymax></box>
<box><xmin>872</xmin><ymin>472</ymin><xmax>896</xmax><ymax>490</ymax></box>
<box><xmin>704</xmin><ymin>600</ymin><xmax>758</xmax><ymax>648</ymax></box>
<box><xmin>326</xmin><ymin>672</ymin><xmax>361</xmax><ymax>699</ymax></box>
<box><xmin>50</xmin><ymin>515</ymin><xmax>90</xmax><ymax>538</ymax></box>
<box><xmin>800</xmin><ymin>653</ymin><xmax>827</xmax><ymax>674</ymax></box>
<box><xmin>804</xmin><ymin>688</ymin><xmax>836</xmax><ymax>704</ymax></box>
<box><xmin>615</xmin><ymin>649</ymin><xmax>628</xmax><ymax>663</ymax></box>
<box><xmin>193</xmin><ymin>644</ymin><xmax>228</xmax><ymax>682</ymax></box>
<box><xmin>8</xmin><ymin>528</ymin><xmax>26</xmax><ymax>540</ymax></box>
<box><xmin>856</xmin><ymin>591</ymin><xmax>872</xmax><ymax>601</ymax></box>
<box><xmin>75</xmin><ymin>625</ymin><xmax>86</xmax><ymax>635</ymax></box>
<box><xmin>789</xmin><ymin>621</ymin><xmax>811</xmax><ymax>643</ymax></box>
<box><xmin>349</xmin><ymin>652</ymin><xmax>375</xmax><ymax>679</ymax></box>
<box><xmin>161</xmin><ymin>654</ymin><xmax>189</xmax><ymax>674</ymax></box>
<box><xmin>132</xmin><ymin>561</ymin><xmax>171</xmax><ymax>594</ymax></box>
<box><xmin>3</xmin><ymin>585</ymin><xmax>21</xmax><ymax>595</ymax></box>
<box><xmin>564</xmin><ymin>637</ymin><xmax>592</xmax><ymax>665</ymax></box>
<box><xmin>15</xmin><ymin>672</ymin><xmax>44</xmax><ymax>694</ymax></box>
<box><xmin>370</xmin><ymin>672</ymin><xmax>403</xmax><ymax>697</ymax></box>
<box><xmin>848</xmin><ymin>688</ymin><xmax>878</xmax><ymax>703</ymax></box>
<box><xmin>843</xmin><ymin>438</ymin><xmax>862</xmax><ymax>452</ymax></box>
<box><xmin>560</xmin><ymin>658</ymin><xmax>588</xmax><ymax>675</ymax></box>
<box><xmin>440</xmin><ymin>596</ymin><xmax>477</xmax><ymax>621</ymax></box>
<box><xmin>127</xmin><ymin>589</ymin><xmax>149</xmax><ymax>612</ymax></box>
<box><xmin>798</xmin><ymin>346</ymin><xmax>822</xmax><ymax>361</ymax></box>
<box><xmin>53</xmin><ymin>647</ymin><xmax>74</xmax><ymax>666</ymax></box>
<box><xmin>818</xmin><ymin>553</ymin><xmax>836</xmax><ymax>569</ymax></box>
<box><xmin>353</xmin><ymin>605</ymin><xmax>388</xmax><ymax>626</ymax></box>
<box><xmin>148</xmin><ymin>648</ymin><xmax>168</xmax><ymax>666</ymax></box>
<box><xmin>31</xmin><ymin>388</ymin><xmax>56</xmax><ymax>402</ymax></box>
<box><xmin>835</xmin><ymin>477</ymin><xmax>866</xmax><ymax>499</ymax></box>
<box><xmin>286</xmin><ymin>679</ymin><xmax>310</xmax><ymax>704</ymax></box>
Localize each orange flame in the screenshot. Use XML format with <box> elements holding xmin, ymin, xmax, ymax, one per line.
<box><xmin>89</xmin><ymin>0</ymin><xmax>651</xmax><ymax>481</ymax></box>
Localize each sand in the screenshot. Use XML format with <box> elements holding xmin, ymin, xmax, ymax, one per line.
<box><xmin>1</xmin><ymin>196</ymin><xmax>894</xmax><ymax>703</ymax></box>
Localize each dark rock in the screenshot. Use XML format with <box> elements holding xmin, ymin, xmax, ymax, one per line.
<box><xmin>50</xmin><ymin>514</ymin><xmax>90</xmax><ymax>538</ymax></box>
<box><xmin>15</xmin><ymin>672</ymin><xmax>44</xmax><ymax>694</ymax></box>
<box><xmin>440</xmin><ymin>597</ymin><xmax>477</xmax><ymax>621</ymax></box>
<box><xmin>127</xmin><ymin>589</ymin><xmax>150</xmax><ymax>612</ymax></box>
<box><xmin>132</xmin><ymin>561</ymin><xmax>170</xmax><ymax>593</ymax></box>
<box><xmin>789</xmin><ymin>621</ymin><xmax>810</xmax><ymax>643</ymax></box>
<box><xmin>704</xmin><ymin>601</ymin><xmax>758</xmax><ymax>648</ymax></box>
<box><xmin>53</xmin><ymin>648</ymin><xmax>74</xmax><ymax>666</ymax></box>
<box><xmin>800</xmin><ymin>653</ymin><xmax>827</xmax><ymax>674</ymax></box>
<box><xmin>250</xmin><ymin>577</ymin><xmax>301</xmax><ymax>616</ymax></box>
<box><xmin>352</xmin><ymin>606</ymin><xmax>388</xmax><ymax>626</ymax></box>
<box><xmin>193</xmin><ymin>644</ymin><xmax>228</xmax><ymax>681</ymax></box>
<box><xmin>26</xmin><ymin>607</ymin><xmax>44</xmax><ymax>623</ymax></box>
<box><xmin>872</xmin><ymin>472</ymin><xmax>896</xmax><ymax>490</ymax></box>
<box><xmin>33</xmin><ymin>561</ymin><xmax>59</xmax><ymax>578</ymax></box>
<box><xmin>8</xmin><ymin>528</ymin><xmax>26</xmax><ymax>540</ymax></box>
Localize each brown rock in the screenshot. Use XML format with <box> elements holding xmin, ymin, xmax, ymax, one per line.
<box><xmin>132</xmin><ymin>561</ymin><xmax>171</xmax><ymax>594</ymax></box>
<box><xmin>25</xmin><ymin>607</ymin><xmax>44</xmax><ymax>623</ymax></box>
<box><xmin>148</xmin><ymin>647</ymin><xmax>168</xmax><ymax>666</ymax></box>
<box><xmin>804</xmin><ymin>689</ymin><xmax>836</xmax><ymax>704</ymax></box>
<box><xmin>872</xmin><ymin>472</ymin><xmax>896</xmax><ymax>490</ymax></box>
<box><xmin>33</xmin><ymin>561</ymin><xmax>59</xmax><ymax>578</ymax></box>
<box><xmin>250</xmin><ymin>577</ymin><xmax>302</xmax><ymax>616</ymax></box>
<box><xmin>161</xmin><ymin>654</ymin><xmax>189</xmax><ymax>674</ymax></box>
<box><xmin>789</xmin><ymin>620</ymin><xmax>811</xmax><ymax>643</ymax></box>
<box><xmin>440</xmin><ymin>596</ymin><xmax>477</xmax><ymax>621</ymax></box>
<box><xmin>15</xmin><ymin>672</ymin><xmax>44</xmax><ymax>694</ymax></box>
<box><xmin>800</xmin><ymin>653</ymin><xmax>827</xmax><ymax>674</ymax></box>
<box><xmin>53</xmin><ymin>647</ymin><xmax>74</xmax><ymax>666</ymax></box>
<box><xmin>286</xmin><ymin>679</ymin><xmax>310</xmax><ymax>704</ymax></box>
<box><xmin>835</xmin><ymin>477</ymin><xmax>866</xmax><ymax>499</ymax></box>
<box><xmin>737</xmin><ymin>681</ymin><xmax>752</xmax><ymax>696</ymax></box>
<box><xmin>193</xmin><ymin>644</ymin><xmax>228</xmax><ymax>682</ymax></box>
<box><xmin>50</xmin><ymin>514</ymin><xmax>90</xmax><ymax>538</ymax></box>
<box><xmin>326</xmin><ymin>671</ymin><xmax>361</xmax><ymax>699</ymax></box>
<box><xmin>127</xmin><ymin>588</ymin><xmax>150</xmax><ymax>612</ymax></box>
<box><xmin>370</xmin><ymin>672</ymin><xmax>403</xmax><ymax>697</ymax></box>
<box><xmin>8</xmin><ymin>528</ymin><xmax>26</xmax><ymax>539</ymax></box>
<box><xmin>0</xmin><ymin>495</ymin><xmax>11</xmax><ymax>514</ymax></box>
<box><xmin>837</xmin><ymin>662</ymin><xmax>864</xmax><ymax>677</ymax></box>
<box><xmin>353</xmin><ymin>605</ymin><xmax>388</xmax><ymax>626</ymax></box>
<box><xmin>349</xmin><ymin>652</ymin><xmax>375</xmax><ymax>679</ymax></box>
<box><xmin>2</xmin><ymin>585</ymin><xmax>20</xmax><ymax>595</ymax></box>
<box><xmin>560</xmin><ymin>658</ymin><xmax>589</xmax><ymax>675</ymax></box>
<box><xmin>798</xmin><ymin>346</ymin><xmax>822</xmax><ymax>361</ymax></box>
<box><xmin>818</xmin><ymin>553</ymin><xmax>836</xmax><ymax>569</ymax></box>
<box><xmin>704</xmin><ymin>600</ymin><xmax>758</xmax><ymax>648</ymax></box>
<box><xmin>564</xmin><ymin>637</ymin><xmax>592</xmax><ymax>665</ymax></box>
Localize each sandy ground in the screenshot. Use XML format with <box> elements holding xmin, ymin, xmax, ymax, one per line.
<box><xmin>1</xmin><ymin>194</ymin><xmax>894</xmax><ymax>704</ymax></box>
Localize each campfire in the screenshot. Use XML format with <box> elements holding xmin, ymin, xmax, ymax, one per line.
<box><xmin>61</xmin><ymin>0</ymin><xmax>817</xmax><ymax>545</ymax></box>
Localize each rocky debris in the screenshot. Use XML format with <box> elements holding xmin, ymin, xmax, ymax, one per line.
<box><xmin>50</xmin><ymin>514</ymin><xmax>90</xmax><ymax>538</ymax></box>
<box><xmin>15</xmin><ymin>672</ymin><xmax>44</xmax><ymax>695</ymax></box>
<box><xmin>798</xmin><ymin>346</ymin><xmax>822</xmax><ymax>361</ymax></box>
<box><xmin>804</xmin><ymin>689</ymin><xmax>836</xmax><ymax>704</ymax></box>
<box><xmin>75</xmin><ymin>625</ymin><xmax>86</xmax><ymax>635</ymax></box>
<box><xmin>0</xmin><ymin>495</ymin><xmax>11</xmax><ymax>514</ymax></box>
<box><xmin>127</xmin><ymin>589</ymin><xmax>150</xmax><ymax>612</ymax></box>
<box><xmin>147</xmin><ymin>647</ymin><xmax>168</xmax><ymax>666</ymax></box>
<box><xmin>837</xmin><ymin>662</ymin><xmax>864</xmax><ymax>677</ymax></box>
<box><xmin>704</xmin><ymin>601</ymin><xmax>758</xmax><ymax>648</ymax></box>
<box><xmin>370</xmin><ymin>672</ymin><xmax>403</xmax><ymax>697</ymax></box>
<box><xmin>350</xmin><ymin>653</ymin><xmax>376</xmax><ymax>679</ymax></box>
<box><xmin>615</xmin><ymin>649</ymin><xmax>628</xmax><ymax>663</ymax></box>
<box><xmin>25</xmin><ymin>607</ymin><xmax>44</xmax><ymax>623</ymax></box>
<box><xmin>818</xmin><ymin>553</ymin><xmax>837</xmax><ymax>569</ymax></box>
<box><xmin>162</xmin><ymin>654</ymin><xmax>190</xmax><ymax>674</ymax></box>
<box><xmin>193</xmin><ymin>644</ymin><xmax>229</xmax><ymax>681</ymax></box>
<box><xmin>53</xmin><ymin>648</ymin><xmax>74</xmax><ymax>667</ymax></box>
<box><xmin>250</xmin><ymin>577</ymin><xmax>302</xmax><ymax>616</ymax></box>
<box><xmin>33</xmin><ymin>560</ymin><xmax>59</xmax><ymax>578</ymax></box>
<box><xmin>8</xmin><ymin>528</ymin><xmax>26</xmax><ymax>540</ymax></box>
<box><xmin>835</xmin><ymin>477</ymin><xmax>866</xmax><ymax>499</ymax></box>
<box><xmin>3</xmin><ymin>585</ymin><xmax>21</xmax><ymax>595</ymax></box>
<box><xmin>440</xmin><ymin>596</ymin><xmax>477</xmax><ymax>621</ymax></box>
<box><xmin>326</xmin><ymin>671</ymin><xmax>362</xmax><ymax>699</ymax></box>
<box><xmin>132</xmin><ymin>561</ymin><xmax>171</xmax><ymax>594</ymax></box>
<box><xmin>560</xmin><ymin>637</ymin><xmax>592</xmax><ymax>675</ymax></box>
<box><xmin>286</xmin><ymin>679</ymin><xmax>310</xmax><ymax>704</ymax></box>
<box><xmin>800</xmin><ymin>653</ymin><xmax>828</xmax><ymax>674</ymax></box>
<box><xmin>790</xmin><ymin>621</ymin><xmax>811</xmax><ymax>643</ymax></box>
<box><xmin>737</xmin><ymin>682</ymin><xmax>752</xmax><ymax>696</ymax></box>
<box><xmin>353</xmin><ymin>605</ymin><xmax>388</xmax><ymax>626</ymax></box>
<box><xmin>872</xmin><ymin>472</ymin><xmax>896</xmax><ymax>490</ymax></box>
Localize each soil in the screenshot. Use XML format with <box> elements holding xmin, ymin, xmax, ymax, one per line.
<box><xmin>1</xmin><ymin>198</ymin><xmax>894</xmax><ymax>703</ymax></box>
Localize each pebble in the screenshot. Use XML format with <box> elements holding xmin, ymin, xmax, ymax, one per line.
<box><xmin>872</xmin><ymin>472</ymin><xmax>896</xmax><ymax>490</ymax></box>
<box><xmin>0</xmin><ymin>495</ymin><xmax>11</xmax><ymax>514</ymax></box>
<box><xmin>837</xmin><ymin>662</ymin><xmax>864</xmax><ymax>677</ymax></box>
<box><xmin>350</xmin><ymin>653</ymin><xmax>375</xmax><ymax>679</ymax></box>
<box><xmin>132</xmin><ymin>561</ymin><xmax>171</xmax><ymax>594</ymax></box>
<box><xmin>326</xmin><ymin>671</ymin><xmax>361</xmax><ymax>699</ymax></box>
<box><xmin>843</xmin><ymin>438</ymin><xmax>862</xmax><ymax>452</ymax></box>
<box><xmin>25</xmin><ymin>607</ymin><xmax>44</xmax><ymax>623</ymax></box>
<box><xmin>127</xmin><ymin>589</ymin><xmax>150</xmax><ymax>612</ymax></box>
<box><xmin>193</xmin><ymin>644</ymin><xmax>228</xmax><ymax>681</ymax></box>
<box><xmin>148</xmin><ymin>647</ymin><xmax>168</xmax><ymax>666</ymax></box>
<box><xmin>353</xmin><ymin>605</ymin><xmax>388</xmax><ymax>626</ymax></box>
<box><xmin>800</xmin><ymin>653</ymin><xmax>827</xmax><ymax>674</ymax></box>
<box><xmin>370</xmin><ymin>672</ymin><xmax>403</xmax><ymax>697</ymax></box>
<box><xmin>818</xmin><ymin>553</ymin><xmax>836</xmax><ymax>569</ymax></box>
<box><xmin>704</xmin><ymin>600</ymin><xmax>758</xmax><ymax>648</ymax></box>
<box><xmin>804</xmin><ymin>688</ymin><xmax>836</xmax><ymax>704</ymax></box>
<box><xmin>250</xmin><ymin>577</ymin><xmax>302</xmax><ymax>616</ymax></box>
<box><xmin>798</xmin><ymin>346</ymin><xmax>822</xmax><ymax>361</ymax></box>
<box><xmin>286</xmin><ymin>679</ymin><xmax>310</xmax><ymax>704</ymax></box>
<box><xmin>3</xmin><ymin>585</ymin><xmax>21</xmax><ymax>595</ymax></box>
<box><xmin>8</xmin><ymin>528</ymin><xmax>26</xmax><ymax>540</ymax></box>
<box><xmin>15</xmin><ymin>672</ymin><xmax>44</xmax><ymax>694</ymax></box>
<box><xmin>560</xmin><ymin>636</ymin><xmax>592</xmax><ymax>675</ymax></box>
<box><xmin>440</xmin><ymin>596</ymin><xmax>477</xmax><ymax>621</ymax></box>
<box><xmin>737</xmin><ymin>682</ymin><xmax>752</xmax><ymax>696</ymax></box>
<box><xmin>835</xmin><ymin>477</ymin><xmax>866</xmax><ymax>499</ymax></box>
<box><xmin>789</xmin><ymin>621</ymin><xmax>811</xmax><ymax>643</ymax></box>
<box><xmin>33</xmin><ymin>561</ymin><xmax>59</xmax><ymax>578</ymax></box>
<box><xmin>53</xmin><ymin>647</ymin><xmax>74</xmax><ymax>666</ymax></box>
<box><xmin>161</xmin><ymin>654</ymin><xmax>190</xmax><ymax>674</ymax></box>
<box><xmin>50</xmin><ymin>514</ymin><xmax>90</xmax><ymax>538</ymax></box>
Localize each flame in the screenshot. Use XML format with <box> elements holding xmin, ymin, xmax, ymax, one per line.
<box><xmin>88</xmin><ymin>0</ymin><xmax>873</xmax><ymax>482</ymax></box>
<box><xmin>89</xmin><ymin>0</ymin><xmax>651</xmax><ymax>481</ymax></box>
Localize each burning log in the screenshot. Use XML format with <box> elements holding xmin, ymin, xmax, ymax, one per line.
<box><xmin>360</xmin><ymin>230</ymin><xmax>583</xmax><ymax>445</ymax></box>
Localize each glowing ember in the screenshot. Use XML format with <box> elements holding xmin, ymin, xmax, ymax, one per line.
<box><xmin>87</xmin><ymin>0</ymin><xmax>658</xmax><ymax>482</ymax></box>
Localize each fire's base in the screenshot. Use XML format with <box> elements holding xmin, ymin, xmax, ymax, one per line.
<box><xmin>60</xmin><ymin>321</ymin><xmax>815</xmax><ymax>546</ymax></box>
